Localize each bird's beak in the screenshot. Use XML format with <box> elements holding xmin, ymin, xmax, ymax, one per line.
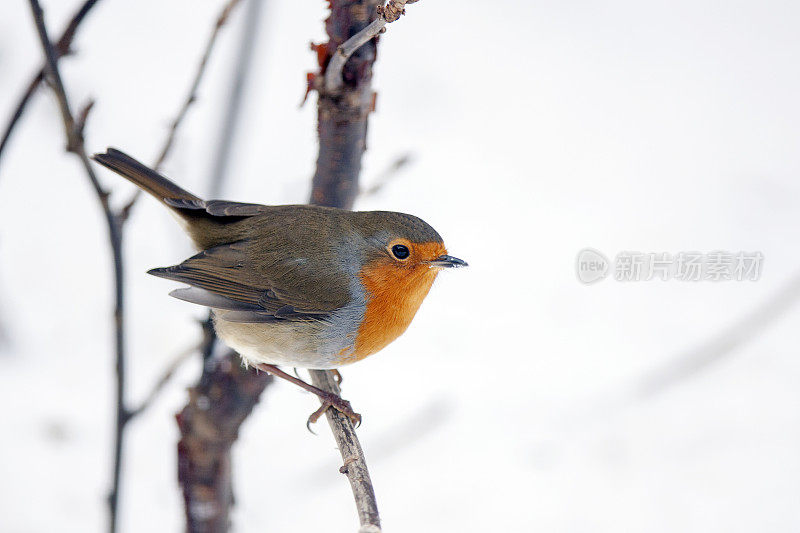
<box><xmin>428</xmin><ymin>255</ymin><xmax>468</xmax><ymax>269</ymax></box>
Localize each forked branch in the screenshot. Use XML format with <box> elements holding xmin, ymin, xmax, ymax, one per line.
<box><xmin>153</xmin><ymin>0</ymin><xmax>243</xmax><ymax>171</ymax></box>
<box><xmin>1</xmin><ymin>0</ymin><xmax>100</xmax><ymax>165</ymax></box>
<box><xmin>26</xmin><ymin>2</ymin><xmax>127</xmax><ymax>532</ymax></box>
<box><xmin>120</xmin><ymin>0</ymin><xmax>244</xmax><ymax>217</ymax></box>
<box><xmin>324</xmin><ymin>0</ymin><xmax>420</xmax><ymax>93</ymax></box>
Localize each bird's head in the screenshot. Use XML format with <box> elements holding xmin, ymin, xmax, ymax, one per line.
<box><xmin>353</xmin><ymin>210</ymin><xmax>467</xmax><ymax>281</ymax></box>
<box><xmin>344</xmin><ymin>211</ymin><xmax>467</xmax><ymax>360</ymax></box>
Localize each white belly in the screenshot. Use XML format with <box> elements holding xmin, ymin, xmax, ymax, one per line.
<box><xmin>212</xmin><ymin>306</ymin><xmax>360</xmax><ymax>370</ymax></box>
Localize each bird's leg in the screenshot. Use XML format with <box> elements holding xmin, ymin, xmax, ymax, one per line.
<box><xmin>304</xmin><ymin>367</ymin><xmax>341</xmax><ymax>384</ymax></box>
<box><xmin>253</xmin><ymin>363</ymin><xmax>361</xmax><ymax>427</ymax></box>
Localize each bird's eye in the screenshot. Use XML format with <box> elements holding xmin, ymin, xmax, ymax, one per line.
<box><xmin>391</xmin><ymin>244</ymin><xmax>410</xmax><ymax>260</ymax></box>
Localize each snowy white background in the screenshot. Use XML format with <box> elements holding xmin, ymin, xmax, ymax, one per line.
<box><xmin>2</xmin><ymin>0</ymin><xmax>800</xmax><ymax>531</ymax></box>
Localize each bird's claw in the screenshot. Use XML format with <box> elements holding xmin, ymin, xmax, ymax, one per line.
<box><xmin>306</xmin><ymin>391</ymin><xmax>362</xmax><ymax>431</ymax></box>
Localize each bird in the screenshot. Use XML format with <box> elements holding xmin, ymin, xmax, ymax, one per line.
<box><xmin>92</xmin><ymin>148</ymin><xmax>466</xmax><ymax>425</ymax></box>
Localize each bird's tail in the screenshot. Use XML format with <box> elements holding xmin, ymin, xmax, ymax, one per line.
<box><xmin>92</xmin><ymin>148</ymin><xmax>202</xmax><ymax>205</ymax></box>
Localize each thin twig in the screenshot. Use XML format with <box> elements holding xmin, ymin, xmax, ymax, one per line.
<box><xmin>0</xmin><ymin>73</ymin><xmax>45</xmax><ymax>165</ymax></box>
<box><xmin>324</xmin><ymin>0</ymin><xmax>420</xmax><ymax>93</ymax></box>
<box><xmin>25</xmin><ymin>2</ymin><xmax>128</xmax><ymax>532</ymax></box>
<box><xmin>128</xmin><ymin>345</ymin><xmax>197</xmax><ymax>419</ymax></box>
<box><xmin>114</xmin><ymin>1</ymin><xmax>247</xmax><ymax>483</ymax></box>
<box><xmin>208</xmin><ymin>0</ymin><xmax>264</xmax><ymax>198</ymax></box>
<box><xmin>153</xmin><ymin>0</ymin><xmax>243</xmax><ymax>171</ymax></box>
<box><xmin>119</xmin><ymin>0</ymin><xmax>245</xmax><ymax>217</ymax></box>
<box><xmin>0</xmin><ymin>0</ymin><xmax>100</xmax><ymax>166</ymax></box>
<box><xmin>360</xmin><ymin>153</ymin><xmax>412</xmax><ymax>197</ymax></box>
<box><xmin>308</xmin><ymin>370</ymin><xmax>381</xmax><ymax>532</ymax></box>
<box><xmin>122</xmin><ymin>0</ymin><xmax>248</xmax><ymax>407</ymax></box>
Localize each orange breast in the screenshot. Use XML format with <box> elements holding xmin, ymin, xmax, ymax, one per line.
<box><xmin>343</xmin><ymin>257</ymin><xmax>441</xmax><ymax>364</ymax></box>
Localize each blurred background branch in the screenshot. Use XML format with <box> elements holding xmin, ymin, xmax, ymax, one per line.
<box><xmin>154</xmin><ymin>0</ymin><xmax>243</xmax><ymax>174</ymax></box>
<box><xmin>207</xmin><ymin>0</ymin><xmax>263</xmax><ymax>198</ymax></box>
<box><xmin>360</xmin><ymin>152</ymin><xmax>412</xmax><ymax>197</ymax></box>
<box><xmin>177</xmin><ymin>351</ymin><xmax>273</xmax><ymax>532</ymax></box>
<box><xmin>0</xmin><ymin>0</ymin><xmax>100</xmax><ymax>167</ymax></box>
<box><xmin>121</xmin><ymin>0</ymin><xmax>244</xmax><ymax>218</ymax></box>
<box><xmin>635</xmin><ymin>270</ymin><xmax>800</xmax><ymax>398</ymax></box>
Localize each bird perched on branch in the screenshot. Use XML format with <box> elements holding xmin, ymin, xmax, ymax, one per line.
<box><xmin>92</xmin><ymin>148</ymin><xmax>466</xmax><ymax>425</ymax></box>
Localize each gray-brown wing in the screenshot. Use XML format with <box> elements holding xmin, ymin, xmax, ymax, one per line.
<box><xmin>148</xmin><ymin>242</ymin><xmax>333</xmax><ymax>323</ymax></box>
<box><xmin>163</xmin><ymin>198</ymin><xmax>271</xmax><ymax>218</ymax></box>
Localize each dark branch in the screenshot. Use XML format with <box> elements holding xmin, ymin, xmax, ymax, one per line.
<box><xmin>0</xmin><ymin>0</ymin><xmax>100</xmax><ymax>166</ymax></box>
<box><xmin>324</xmin><ymin>0</ymin><xmax>421</xmax><ymax>93</ymax></box>
<box><xmin>177</xmin><ymin>352</ymin><xmax>272</xmax><ymax>532</ymax></box>
<box><xmin>309</xmin><ymin>0</ymin><xmax>382</xmax><ymax>210</ymax></box>
<box><xmin>25</xmin><ymin>2</ymin><xmax>128</xmax><ymax>532</ymax></box>
<box><xmin>307</xmin><ymin>2</ymin><xmax>390</xmax><ymax>530</ymax></box>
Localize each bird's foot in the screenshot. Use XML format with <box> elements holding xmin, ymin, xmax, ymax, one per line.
<box><xmin>251</xmin><ymin>363</ymin><xmax>360</xmax><ymax>430</ymax></box>
<box><xmin>307</xmin><ymin>391</ymin><xmax>362</xmax><ymax>430</ymax></box>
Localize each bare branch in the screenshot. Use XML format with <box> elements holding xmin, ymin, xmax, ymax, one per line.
<box><xmin>207</xmin><ymin>0</ymin><xmax>264</xmax><ymax>198</ymax></box>
<box><xmin>128</xmin><ymin>345</ymin><xmax>196</xmax><ymax>420</ymax></box>
<box><xmin>152</xmin><ymin>0</ymin><xmax>243</xmax><ymax>172</ymax></box>
<box><xmin>177</xmin><ymin>351</ymin><xmax>272</xmax><ymax>532</ymax></box>
<box><xmin>74</xmin><ymin>99</ymin><xmax>95</xmax><ymax>137</ymax></box>
<box><xmin>25</xmin><ymin>2</ymin><xmax>128</xmax><ymax>532</ymax></box>
<box><xmin>117</xmin><ymin>0</ymin><xmax>249</xmax><ymax>444</ymax></box>
<box><xmin>309</xmin><ymin>2</ymin><xmax>388</xmax><ymax>529</ymax></box>
<box><xmin>308</xmin><ymin>370</ymin><xmax>381</xmax><ymax>532</ymax></box>
<box><xmin>0</xmin><ymin>73</ymin><xmax>45</xmax><ymax>164</ymax></box>
<box><xmin>0</xmin><ymin>0</ymin><xmax>100</xmax><ymax>166</ymax></box>
<box><xmin>120</xmin><ymin>0</ymin><xmax>244</xmax><ymax>233</ymax></box>
<box><xmin>28</xmin><ymin>0</ymin><xmax>106</xmax><ymax>198</ymax></box>
<box><xmin>324</xmin><ymin>0</ymin><xmax>420</xmax><ymax>93</ymax></box>
<box><xmin>310</xmin><ymin>0</ymin><xmax>382</xmax><ymax>210</ymax></box>
<box><xmin>360</xmin><ymin>153</ymin><xmax>412</xmax><ymax>197</ymax></box>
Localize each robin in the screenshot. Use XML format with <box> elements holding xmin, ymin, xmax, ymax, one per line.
<box><xmin>92</xmin><ymin>148</ymin><xmax>466</xmax><ymax>425</ymax></box>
